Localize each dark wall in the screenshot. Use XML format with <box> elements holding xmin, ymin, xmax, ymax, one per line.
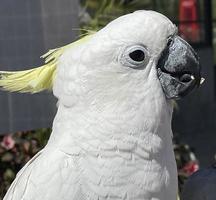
<box><xmin>0</xmin><ymin>0</ymin><xmax>79</xmax><ymax>134</ymax></box>
<box><xmin>173</xmin><ymin>47</ymin><xmax>216</xmax><ymax>167</ymax></box>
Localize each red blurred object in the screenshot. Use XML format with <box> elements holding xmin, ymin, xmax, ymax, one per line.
<box><xmin>179</xmin><ymin>0</ymin><xmax>201</xmax><ymax>42</ymax></box>
<box><xmin>182</xmin><ymin>161</ymin><xmax>199</xmax><ymax>176</ymax></box>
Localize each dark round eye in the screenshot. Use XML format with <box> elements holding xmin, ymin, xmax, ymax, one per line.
<box><xmin>129</xmin><ymin>50</ymin><xmax>145</xmax><ymax>62</ymax></box>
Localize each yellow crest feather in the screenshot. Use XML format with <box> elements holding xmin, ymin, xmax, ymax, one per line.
<box><xmin>0</xmin><ymin>34</ymin><xmax>94</xmax><ymax>93</ymax></box>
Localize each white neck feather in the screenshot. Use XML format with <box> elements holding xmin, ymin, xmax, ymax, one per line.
<box><xmin>48</xmin><ymin>87</ymin><xmax>173</xmax><ymax>159</ymax></box>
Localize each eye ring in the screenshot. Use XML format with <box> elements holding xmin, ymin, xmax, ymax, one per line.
<box><xmin>119</xmin><ymin>44</ymin><xmax>149</xmax><ymax>69</ymax></box>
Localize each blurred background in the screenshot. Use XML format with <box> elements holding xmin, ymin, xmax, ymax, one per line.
<box><xmin>0</xmin><ymin>0</ymin><xmax>215</xmax><ymax>198</ymax></box>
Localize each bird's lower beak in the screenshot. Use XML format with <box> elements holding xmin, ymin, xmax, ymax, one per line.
<box><xmin>157</xmin><ymin>36</ymin><xmax>202</xmax><ymax>99</ymax></box>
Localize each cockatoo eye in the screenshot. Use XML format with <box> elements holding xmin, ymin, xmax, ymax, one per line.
<box><xmin>119</xmin><ymin>45</ymin><xmax>149</xmax><ymax>69</ymax></box>
<box><xmin>129</xmin><ymin>49</ymin><xmax>145</xmax><ymax>62</ymax></box>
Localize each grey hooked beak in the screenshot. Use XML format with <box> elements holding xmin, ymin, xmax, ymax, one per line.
<box><xmin>157</xmin><ymin>36</ymin><xmax>202</xmax><ymax>99</ymax></box>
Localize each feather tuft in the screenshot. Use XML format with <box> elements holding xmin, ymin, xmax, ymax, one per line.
<box><xmin>0</xmin><ymin>33</ymin><xmax>94</xmax><ymax>93</ymax></box>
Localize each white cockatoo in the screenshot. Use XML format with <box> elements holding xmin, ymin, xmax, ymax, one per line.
<box><xmin>1</xmin><ymin>10</ymin><xmax>201</xmax><ymax>200</ymax></box>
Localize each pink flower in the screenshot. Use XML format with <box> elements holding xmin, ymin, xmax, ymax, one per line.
<box><xmin>1</xmin><ymin>135</ymin><xmax>15</xmax><ymax>150</ymax></box>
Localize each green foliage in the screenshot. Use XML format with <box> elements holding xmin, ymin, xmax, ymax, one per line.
<box><xmin>80</xmin><ymin>0</ymin><xmax>179</xmax><ymax>32</ymax></box>
<box><xmin>80</xmin><ymin>0</ymin><xmax>153</xmax><ymax>31</ymax></box>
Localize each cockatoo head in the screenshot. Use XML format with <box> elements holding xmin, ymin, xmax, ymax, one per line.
<box><xmin>53</xmin><ymin>10</ymin><xmax>201</xmax><ymax>108</ymax></box>
<box><xmin>0</xmin><ymin>10</ymin><xmax>202</xmax><ymax>110</ymax></box>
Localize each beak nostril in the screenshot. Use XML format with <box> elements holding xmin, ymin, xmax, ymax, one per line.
<box><xmin>179</xmin><ymin>74</ymin><xmax>192</xmax><ymax>83</ymax></box>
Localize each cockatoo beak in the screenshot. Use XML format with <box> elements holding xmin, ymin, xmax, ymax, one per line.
<box><xmin>157</xmin><ymin>36</ymin><xmax>202</xmax><ymax>99</ymax></box>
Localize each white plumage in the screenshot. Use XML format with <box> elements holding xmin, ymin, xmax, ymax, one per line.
<box><xmin>4</xmin><ymin>11</ymin><xmax>178</xmax><ymax>200</ymax></box>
